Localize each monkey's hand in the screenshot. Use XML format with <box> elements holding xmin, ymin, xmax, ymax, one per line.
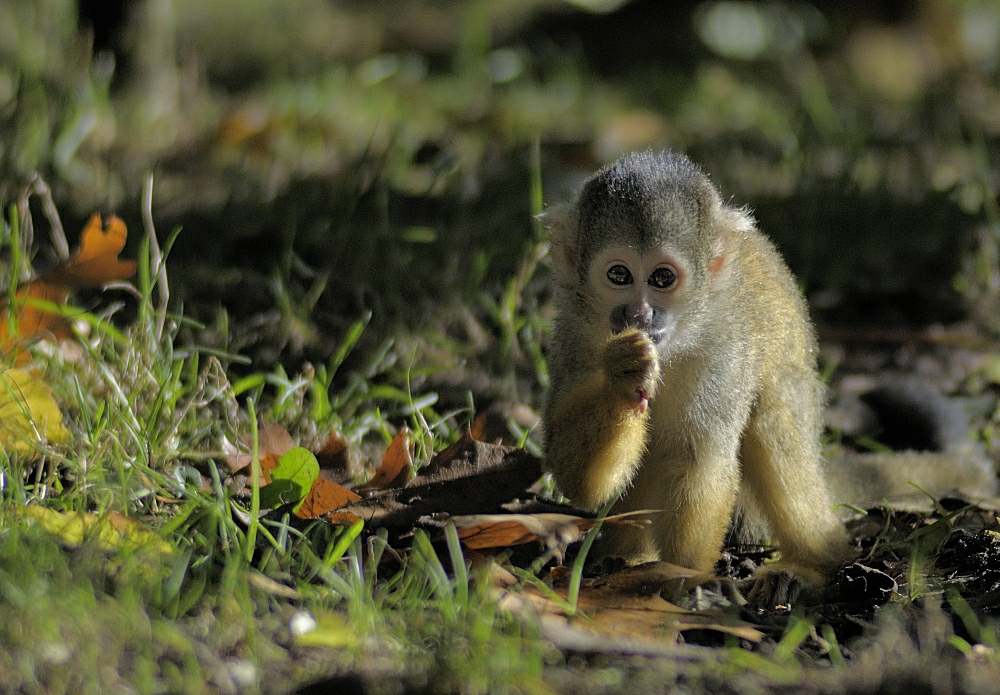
<box><xmin>604</xmin><ymin>328</ymin><xmax>660</xmax><ymax>413</ymax></box>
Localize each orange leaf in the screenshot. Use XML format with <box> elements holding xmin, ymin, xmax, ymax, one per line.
<box><xmin>0</xmin><ymin>281</ymin><xmax>72</xmax><ymax>362</ymax></box>
<box><xmin>325</xmin><ymin>511</ymin><xmax>363</xmax><ymax>526</ymax></box>
<box><xmin>0</xmin><ymin>214</ymin><xmax>137</xmax><ymax>362</ymax></box>
<box><xmin>364</xmin><ymin>427</ymin><xmax>413</xmax><ymax>490</ymax></box>
<box><xmin>450</xmin><ymin>511</ymin><xmax>654</xmax><ymax>551</ymax></box>
<box><xmin>42</xmin><ymin>214</ymin><xmax>137</xmax><ymax>288</ymax></box>
<box><xmin>258</xmin><ymin>451</ymin><xmax>279</xmax><ymax>485</ymax></box>
<box><xmin>295</xmin><ymin>475</ymin><xmax>362</xmax><ymax>519</ymax></box>
<box><xmin>469</xmin><ymin>413</ymin><xmax>488</xmax><ymax>442</ymax></box>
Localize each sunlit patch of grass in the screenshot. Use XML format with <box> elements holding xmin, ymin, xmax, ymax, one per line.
<box><xmin>0</xmin><ymin>184</ymin><xmax>560</xmax><ymax>694</ymax></box>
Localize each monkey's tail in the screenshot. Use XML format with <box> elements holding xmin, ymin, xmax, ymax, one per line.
<box><xmin>825</xmin><ymin>380</ymin><xmax>997</xmax><ymax>510</ymax></box>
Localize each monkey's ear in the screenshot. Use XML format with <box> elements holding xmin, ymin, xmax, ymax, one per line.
<box><xmin>540</xmin><ymin>202</ymin><xmax>578</xmax><ymax>279</ymax></box>
<box><xmin>710</xmin><ymin>205</ymin><xmax>755</xmax><ymax>278</ymax></box>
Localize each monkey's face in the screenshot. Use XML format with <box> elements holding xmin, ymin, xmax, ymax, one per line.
<box><xmin>588</xmin><ymin>243</ymin><xmax>686</xmax><ymax>346</ymax></box>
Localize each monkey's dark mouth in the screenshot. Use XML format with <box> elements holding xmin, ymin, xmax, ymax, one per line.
<box><xmin>645</xmin><ymin>328</ymin><xmax>667</xmax><ymax>344</ymax></box>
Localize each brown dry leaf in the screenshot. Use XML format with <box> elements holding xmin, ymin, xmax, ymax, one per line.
<box><xmin>295</xmin><ymin>475</ymin><xmax>362</xmax><ymax>519</ymax></box>
<box><xmin>315</xmin><ymin>429</ymin><xmax>350</xmax><ymax>472</ymax></box>
<box><xmin>450</xmin><ymin>511</ymin><xmax>652</xmax><ymax>551</ymax></box>
<box><xmin>325</xmin><ymin>511</ymin><xmax>363</xmax><ymax>525</ymax></box>
<box><xmin>0</xmin><ymin>214</ymin><xmax>137</xmax><ymax>362</ymax></box>
<box><xmin>0</xmin><ymin>282</ymin><xmax>72</xmax><ymax>361</ymax></box>
<box><xmin>452</xmin><ymin>513</ymin><xmax>582</xmax><ymax>549</ymax></box>
<box><xmin>258</xmin><ymin>450</ymin><xmax>280</xmax><ymax>485</ymax></box>
<box><xmin>363</xmin><ymin>427</ymin><xmax>413</xmax><ymax>490</ymax></box>
<box><xmin>469</xmin><ymin>413</ymin><xmax>489</xmax><ymax>442</ymax></box>
<box><xmin>259</xmin><ymin>421</ymin><xmax>295</xmax><ymax>457</ymax></box>
<box><xmin>225</xmin><ymin>421</ymin><xmax>294</xmax><ymax>476</ymax></box>
<box><xmin>501</xmin><ymin>562</ymin><xmax>761</xmax><ymax>652</ymax></box>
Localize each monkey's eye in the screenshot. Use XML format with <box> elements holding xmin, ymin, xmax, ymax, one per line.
<box><xmin>648</xmin><ymin>266</ymin><xmax>678</xmax><ymax>290</ymax></box>
<box><xmin>606</xmin><ymin>264</ymin><xmax>634</xmax><ymax>286</ymax></box>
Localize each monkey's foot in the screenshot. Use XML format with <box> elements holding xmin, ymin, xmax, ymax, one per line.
<box><xmin>659</xmin><ymin>573</ymin><xmax>747</xmax><ymax>609</ymax></box>
<box><xmin>746</xmin><ymin>569</ymin><xmax>800</xmax><ymax>611</ymax></box>
<box><xmin>583</xmin><ymin>554</ymin><xmax>628</xmax><ymax>578</ymax></box>
<box><xmin>745</xmin><ymin>563</ymin><xmax>828</xmax><ymax>611</ymax></box>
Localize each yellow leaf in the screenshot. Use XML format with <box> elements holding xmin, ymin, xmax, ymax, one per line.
<box><xmin>0</xmin><ymin>367</ymin><xmax>69</xmax><ymax>454</ymax></box>
<box><xmin>20</xmin><ymin>507</ymin><xmax>173</xmax><ymax>556</ymax></box>
<box><xmin>290</xmin><ymin>609</ymin><xmax>359</xmax><ymax>649</ymax></box>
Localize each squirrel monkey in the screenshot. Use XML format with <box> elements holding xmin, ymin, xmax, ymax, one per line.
<box><xmin>543</xmin><ymin>150</ymin><xmax>852</xmax><ymax>588</ymax></box>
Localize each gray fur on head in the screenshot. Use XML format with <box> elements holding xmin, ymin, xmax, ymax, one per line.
<box><xmin>573</xmin><ymin>151</ymin><xmax>723</xmax><ymax>280</ymax></box>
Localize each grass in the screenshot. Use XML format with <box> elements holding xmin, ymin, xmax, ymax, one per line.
<box><xmin>6</xmin><ymin>2</ymin><xmax>1000</xmax><ymax>693</ymax></box>
<box><xmin>5</xmin><ymin>177</ymin><xmax>1000</xmax><ymax>695</ymax></box>
<box><xmin>0</xmin><ymin>185</ymin><xmax>571</xmax><ymax>694</ymax></box>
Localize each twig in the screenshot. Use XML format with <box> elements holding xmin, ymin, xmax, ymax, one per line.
<box><xmin>817</xmin><ymin>324</ymin><xmax>1000</xmax><ymax>351</ymax></box>
<box><xmin>29</xmin><ymin>175</ymin><xmax>70</xmax><ymax>260</ymax></box>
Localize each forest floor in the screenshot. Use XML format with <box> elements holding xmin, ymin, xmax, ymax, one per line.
<box><xmin>5</xmin><ymin>1</ymin><xmax>1000</xmax><ymax>693</ymax></box>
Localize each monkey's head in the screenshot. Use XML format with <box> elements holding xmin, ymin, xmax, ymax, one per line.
<box><xmin>547</xmin><ymin>150</ymin><xmax>745</xmax><ymax>353</ymax></box>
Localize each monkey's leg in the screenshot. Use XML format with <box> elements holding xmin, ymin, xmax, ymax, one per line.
<box><xmin>607</xmin><ymin>442</ymin><xmax>743</xmax><ymax>571</ymax></box>
<box><xmin>740</xmin><ymin>375</ymin><xmax>851</xmax><ymax>585</ymax></box>
<box><xmin>546</xmin><ymin>329</ymin><xmax>657</xmax><ymax>508</ymax></box>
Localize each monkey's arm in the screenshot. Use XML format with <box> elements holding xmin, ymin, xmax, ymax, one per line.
<box><xmin>546</xmin><ymin>329</ymin><xmax>659</xmax><ymax>509</ymax></box>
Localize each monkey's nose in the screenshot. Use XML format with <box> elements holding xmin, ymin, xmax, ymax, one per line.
<box><xmin>610</xmin><ymin>301</ymin><xmax>655</xmax><ymax>334</ymax></box>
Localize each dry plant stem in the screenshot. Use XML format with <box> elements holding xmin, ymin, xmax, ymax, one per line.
<box><xmin>142</xmin><ymin>174</ymin><xmax>169</xmax><ymax>342</ymax></box>
<box><xmin>28</xmin><ymin>175</ymin><xmax>69</xmax><ymax>260</ymax></box>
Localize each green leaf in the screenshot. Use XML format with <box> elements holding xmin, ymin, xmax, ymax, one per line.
<box><xmin>257</xmin><ymin>479</ymin><xmax>302</xmax><ymax>509</ymax></box>
<box><xmin>258</xmin><ymin>447</ymin><xmax>320</xmax><ymax>511</ymax></box>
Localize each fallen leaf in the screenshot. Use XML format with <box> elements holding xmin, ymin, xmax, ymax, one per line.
<box><xmin>0</xmin><ymin>367</ymin><xmax>70</xmax><ymax>454</ymax></box>
<box><xmin>0</xmin><ymin>282</ymin><xmax>73</xmax><ymax>361</ymax></box>
<box><xmin>41</xmin><ymin>214</ymin><xmax>137</xmax><ymax>288</ymax></box>
<box><xmin>452</xmin><ymin>513</ymin><xmax>582</xmax><ymax>549</ymax></box>
<box><xmin>20</xmin><ymin>506</ymin><xmax>173</xmax><ymax>556</ymax></box>
<box><xmin>224</xmin><ymin>421</ymin><xmax>292</xmax><ymax>476</ymax></box>
<box><xmin>499</xmin><ymin>561</ymin><xmax>761</xmax><ymax>651</ymax></box>
<box><xmin>363</xmin><ymin>427</ymin><xmax>413</xmax><ymax>490</ymax></box>
<box><xmin>259</xmin><ymin>446</ymin><xmax>320</xmax><ymax>510</ymax></box>
<box><xmin>259</xmin><ymin>421</ymin><xmax>295</xmax><ymax>457</ymax></box>
<box><xmin>0</xmin><ymin>214</ymin><xmax>137</xmax><ymax>362</ymax></box>
<box><xmin>315</xmin><ymin>429</ymin><xmax>350</xmax><ymax>472</ymax></box>
<box><xmin>259</xmin><ymin>450</ymin><xmax>280</xmax><ymax>484</ymax></box>
<box><xmin>449</xmin><ymin>511</ymin><xmax>652</xmax><ymax>551</ymax></box>
<box><xmin>295</xmin><ymin>475</ymin><xmax>361</xmax><ymax>519</ymax></box>
<box><xmin>325</xmin><ymin>511</ymin><xmax>363</xmax><ymax>525</ymax></box>
<box><xmin>469</xmin><ymin>413</ymin><xmax>489</xmax><ymax>442</ymax></box>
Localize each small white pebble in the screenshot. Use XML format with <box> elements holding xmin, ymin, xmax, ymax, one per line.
<box><xmin>289</xmin><ymin>610</ymin><xmax>318</xmax><ymax>638</ymax></box>
<box><xmin>226</xmin><ymin>659</ymin><xmax>257</xmax><ymax>687</ymax></box>
<box><xmin>40</xmin><ymin>642</ymin><xmax>70</xmax><ymax>665</ymax></box>
<box><xmin>970</xmin><ymin>643</ymin><xmax>995</xmax><ymax>662</ymax></box>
